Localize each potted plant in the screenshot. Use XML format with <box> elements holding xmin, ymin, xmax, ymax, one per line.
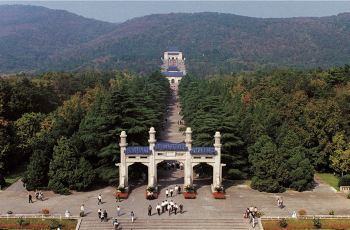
<box><xmin>146</xmin><ymin>186</ymin><xmax>158</xmax><ymax>200</ymax></box>
<box><xmin>183</xmin><ymin>185</ymin><xmax>196</xmax><ymax>199</ymax></box>
<box><xmin>213</xmin><ymin>186</ymin><xmax>225</xmax><ymax>199</ymax></box>
<box><xmin>116</xmin><ymin>186</ymin><xmax>128</xmax><ymax>199</ymax></box>
<box><xmin>42</xmin><ymin>208</ymin><xmax>50</xmax><ymax>215</ymax></box>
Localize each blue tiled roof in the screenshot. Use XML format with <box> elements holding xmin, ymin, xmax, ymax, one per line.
<box><xmin>167</xmin><ymin>66</ymin><xmax>180</xmax><ymax>71</ymax></box>
<box><xmin>190</xmin><ymin>147</ymin><xmax>216</xmax><ymax>155</ymax></box>
<box><xmin>161</xmin><ymin>71</ymin><xmax>184</xmax><ymax>77</ymax></box>
<box><xmin>125</xmin><ymin>146</ymin><xmax>151</xmax><ymax>155</ymax></box>
<box><xmin>155</xmin><ymin>142</ymin><xmax>188</xmax><ymax>151</ymax></box>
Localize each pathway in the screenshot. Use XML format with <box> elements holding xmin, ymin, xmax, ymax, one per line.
<box><xmin>159</xmin><ymin>83</ymin><xmax>184</xmax><ymax>142</ymax></box>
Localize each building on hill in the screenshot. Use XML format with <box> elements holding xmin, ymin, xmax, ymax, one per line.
<box><xmin>161</xmin><ymin>47</ymin><xmax>186</xmax><ymax>84</ymax></box>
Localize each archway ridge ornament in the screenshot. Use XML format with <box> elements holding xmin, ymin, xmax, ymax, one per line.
<box><xmin>117</xmin><ymin>127</ymin><xmax>225</xmax><ymax>192</ymax></box>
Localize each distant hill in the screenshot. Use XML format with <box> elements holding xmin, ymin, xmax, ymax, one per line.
<box><xmin>1</xmin><ymin>5</ymin><xmax>350</xmax><ymax>74</ymax></box>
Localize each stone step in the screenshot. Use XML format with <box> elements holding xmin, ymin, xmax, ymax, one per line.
<box><xmin>79</xmin><ymin>218</ymin><xmax>253</xmax><ymax>230</ymax></box>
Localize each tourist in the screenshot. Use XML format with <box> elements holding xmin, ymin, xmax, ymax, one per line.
<box><xmin>116</xmin><ymin>194</ymin><xmax>120</xmax><ymax>202</ymax></box>
<box><xmin>28</xmin><ymin>194</ymin><xmax>33</xmax><ymax>203</ymax></box>
<box><xmin>165</xmin><ymin>200</ymin><xmax>169</xmax><ymax>211</ymax></box>
<box><xmin>280</xmin><ymin>198</ymin><xmax>284</xmax><ymax>208</ymax></box>
<box><xmin>167</xmin><ymin>202</ymin><xmax>171</xmax><ymax>215</ymax></box>
<box><xmin>98</xmin><ymin>208</ymin><xmax>102</xmax><ymax>219</ymax></box>
<box><xmin>254</xmin><ymin>207</ymin><xmax>258</xmax><ymax>215</ymax></box>
<box><xmin>165</xmin><ymin>189</ymin><xmax>169</xmax><ymax>198</ymax></box>
<box><xmin>112</xmin><ymin>218</ymin><xmax>119</xmax><ymax>229</ymax></box>
<box><xmin>244</xmin><ymin>208</ymin><xmax>250</xmax><ymax>218</ymax></box>
<box><xmin>179</xmin><ymin>204</ymin><xmax>183</xmax><ymax>214</ymax></box>
<box><xmin>131</xmin><ymin>211</ymin><xmax>135</xmax><ymax>223</ymax></box>
<box><xmin>292</xmin><ymin>211</ymin><xmax>297</xmax><ymax>218</ymax></box>
<box><xmin>98</xmin><ymin>194</ymin><xmax>102</xmax><ymax>205</ymax></box>
<box><xmin>174</xmin><ymin>203</ymin><xmax>178</xmax><ymax>215</ymax></box>
<box><xmin>100</xmin><ymin>210</ymin><xmax>105</xmax><ymax>222</ymax></box>
<box><xmin>80</xmin><ymin>204</ymin><xmax>85</xmax><ymax>217</ymax></box>
<box><xmin>148</xmin><ymin>205</ymin><xmax>152</xmax><ymax>216</ymax></box>
<box><xmin>174</xmin><ymin>185</ymin><xmax>178</xmax><ymax>195</ymax></box>
<box><xmin>170</xmin><ymin>200</ymin><xmax>174</xmax><ymax>211</ymax></box>
<box><xmin>252</xmin><ymin>215</ymin><xmax>258</xmax><ymax>228</ymax></box>
<box><xmin>178</xmin><ymin>186</ymin><xmax>181</xmax><ymax>194</ymax></box>
<box><xmin>103</xmin><ymin>210</ymin><xmax>108</xmax><ymax>222</ymax></box>
<box><xmin>161</xmin><ymin>201</ymin><xmax>166</xmax><ymax>213</ymax></box>
<box><xmin>170</xmin><ymin>188</ymin><xmax>174</xmax><ymax>197</ymax></box>
<box><xmin>117</xmin><ymin>206</ymin><xmax>121</xmax><ymax>217</ymax></box>
<box><xmin>156</xmin><ymin>203</ymin><xmax>161</xmax><ymax>215</ymax></box>
<box><xmin>65</xmin><ymin>210</ymin><xmax>70</xmax><ymax>218</ymax></box>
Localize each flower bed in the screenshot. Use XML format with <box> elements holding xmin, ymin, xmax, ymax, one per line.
<box><xmin>262</xmin><ymin>218</ymin><xmax>350</xmax><ymax>230</ymax></box>
<box><xmin>213</xmin><ymin>192</ymin><xmax>226</xmax><ymax>199</ymax></box>
<box><xmin>0</xmin><ymin>218</ymin><xmax>77</xmax><ymax>230</ymax></box>
<box><xmin>183</xmin><ymin>192</ymin><xmax>196</xmax><ymax>199</ymax></box>
<box><xmin>115</xmin><ymin>192</ymin><xmax>129</xmax><ymax>199</ymax></box>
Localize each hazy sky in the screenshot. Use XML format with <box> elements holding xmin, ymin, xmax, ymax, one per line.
<box><xmin>1</xmin><ymin>1</ymin><xmax>350</xmax><ymax>23</ymax></box>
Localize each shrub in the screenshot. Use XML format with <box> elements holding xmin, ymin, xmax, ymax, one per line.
<box><xmin>117</xmin><ymin>186</ymin><xmax>126</xmax><ymax>193</ymax></box>
<box><xmin>298</xmin><ymin>209</ymin><xmax>307</xmax><ymax>216</ymax></box>
<box><xmin>42</xmin><ymin>208</ymin><xmax>50</xmax><ymax>215</ymax></box>
<box><xmin>17</xmin><ymin>217</ymin><xmax>29</xmax><ymax>226</ymax></box>
<box><xmin>313</xmin><ymin>218</ymin><xmax>322</xmax><ymax>228</ymax></box>
<box><xmin>279</xmin><ymin>218</ymin><xmax>288</xmax><ymax>228</ymax></box>
<box><xmin>0</xmin><ymin>174</ymin><xmax>6</xmax><ymax>188</ymax></box>
<box><xmin>184</xmin><ymin>185</ymin><xmax>195</xmax><ymax>193</ymax></box>
<box><xmin>338</xmin><ymin>174</ymin><xmax>350</xmax><ymax>187</ymax></box>
<box><xmin>214</xmin><ymin>186</ymin><xmax>224</xmax><ymax>192</ymax></box>
<box><xmin>147</xmin><ymin>186</ymin><xmax>155</xmax><ymax>192</ymax></box>
<box><xmin>226</xmin><ymin>169</ymin><xmax>248</xmax><ymax>180</ymax></box>
<box><xmin>49</xmin><ymin>219</ymin><xmax>62</xmax><ymax>229</ymax></box>
<box><xmin>329</xmin><ymin>210</ymin><xmax>335</xmax><ymax>215</ymax></box>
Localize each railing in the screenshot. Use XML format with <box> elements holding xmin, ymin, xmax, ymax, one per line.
<box><xmin>261</xmin><ymin>215</ymin><xmax>350</xmax><ymax>220</ymax></box>
<box><xmin>340</xmin><ymin>186</ymin><xmax>350</xmax><ymax>192</ymax></box>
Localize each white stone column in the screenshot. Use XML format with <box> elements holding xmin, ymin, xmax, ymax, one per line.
<box><xmin>119</xmin><ymin>131</ymin><xmax>128</xmax><ymax>188</ymax></box>
<box><xmin>213</xmin><ymin>131</ymin><xmax>222</xmax><ymax>189</ymax></box>
<box><xmin>184</xmin><ymin>127</ymin><xmax>193</xmax><ymax>186</ymax></box>
<box><xmin>148</xmin><ymin>127</ymin><xmax>156</xmax><ymax>188</ymax></box>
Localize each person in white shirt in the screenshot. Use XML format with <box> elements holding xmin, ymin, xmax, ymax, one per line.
<box><xmin>174</xmin><ymin>185</ymin><xmax>178</xmax><ymax>195</ymax></box>
<box><xmin>156</xmin><ymin>203</ymin><xmax>161</xmax><ymax>215</ymax></box>
<box><xmin>165</xmin><ymin>189</ymin><xmax>169</xmax><ymax>198</ymax></box>
<box><xmin>98</xmin><ymin>194</ymin><xmax>102</xmax><ymax>205</ymax></box>
<box><xmin>117</xmin><ymin>206</ymin><xmax>120</xmax><ymax>217</ymax></box>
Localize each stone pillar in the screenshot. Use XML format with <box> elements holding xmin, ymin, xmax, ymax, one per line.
<box><xmin>119</xmin><ymin>131</ymin><xmax>128</xmax><ymax>188</ymax></box>
<box><xmin>148</xmin><ymin>127</ymin><xmax>156</xmax><ymax>188</ymax></box>
<box><xmin>213</xmin><ymin>131</ymin><xmax>222</xmax><ymax>189</ymax></box>
<box><xmin>184</xmin><ymin>127</ymin><xmax>193</xmax><ymax>186</ymax></box>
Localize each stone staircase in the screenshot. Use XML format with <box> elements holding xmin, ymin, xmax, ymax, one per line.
<box><xmin>79</xmin><ymin>217</ymin><xmax>255</xmax><ymax>229</ymax></box>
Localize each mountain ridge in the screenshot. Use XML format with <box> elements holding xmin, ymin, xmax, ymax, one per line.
<box><xmin>1</xmin><ymin>5</ymin><xmax>350</xmax><ymax>74</ymax></box>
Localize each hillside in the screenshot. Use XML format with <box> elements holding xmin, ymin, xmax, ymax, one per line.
<box><xmin>0</xmin><ymin>5</ymin><xmax>115</xmax><ymax>72</ymax></box>
<box><xmin>1</xmin><ymin>5</ymin><xmax>350</xmax><ymax>74</ymax></box>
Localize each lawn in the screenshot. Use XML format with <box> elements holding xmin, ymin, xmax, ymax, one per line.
<box><xmin>4</xmin><ymin>164</ymin><xmax>27</xmax><ymax>187</ymax></box>
<box><xmin>316</xmin><ymin>173</ymin><xmax>340</xmax><ymax>191</ymax></box>
<box><xmin>0</xmin><ymin>218</ymin><xmax>77</xmax><ymax>230</ymax></box>
<box><xmin>262</xmin><ymin>218</ymin><xmax>350</xmax><ymax>230</ymax></box>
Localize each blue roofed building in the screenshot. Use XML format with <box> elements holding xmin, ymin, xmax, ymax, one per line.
<box><xmin>161</xmin><ymin>48</ymin><xmax>186</xmax><ymax>84</ymax></box>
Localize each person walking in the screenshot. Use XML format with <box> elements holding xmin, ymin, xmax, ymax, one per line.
<box><xmin>148</xmin><ymin>205</ymin><xmax>152</xmax><ymax>216</ymax></box>
<box><xmin>178</xmin><ymin>186</ymin><xmax>181</xmax><ymax>194</ymax></box>
<box><xmin>117</xmin><ymin>206</ymin><xmax>121</xmax><ymax>217</ymax></box>
<box><xmin>28</xmin><ymin>194</ymin><xmax>33</xmax><ymax>203</ymax></box>
<box><xmin>174</xmin><ymin>185</ymin><xmax>178</xmax><ymax>195</ymax></box>
<box><xmin>100</xmin><ymin>210</ymin><xmax>105</xmax><ymax>222</ymax></box>
<box><xmin>156</xmin><ymin>203</ymin><xmax>161</xmax><ymax>215</ymax></box>
<box><xmin>131</xmin><ymin>211</ymin><xmax>135</xmax><ymax>223</ymax></box>
<box><xmin>98</xmin><ymin>208</ymin><xmax>102</xmax><ymax>219</ymax></box>
<box><xmin>174</xmin><ymin>203</ymin><xmax>178</xmax><ymax>215</ymax></box>
<box><xmin>170</xmin><ymin>188</ymin><xmax>174</xmax><ymax>197</ymax></box>
<box><xmin>98</xmin><ymin>194</ymin><xmax>102</xmax><ymax>205</ymax></box>
<box><xmin>103</xmin><ymin>210</ymin><xmax>108</xmax><ymax>222</ymax></box>
<box><xmin>165</xmin><ymin>189</ymin><xmax>169</xmax><ymax>198</ymax></box>
<box><xmin>161</xmin><ymin>201</ymin><xmax>165</xmax><ymax>213</ymax></box>
<box><xmin>168</xmin><ymin>203</ymin><xmax>171</xmax><ymax>216</ymax></box>
<box><xmin>80</xmin><ymin>204</ymin><xmax>85</xmax><ymax>217</ymax></box>
<box><xmin>179</xmin><ymin>204</ymin><xmax>183</xmax><ymax>214</ymax></box>
<box><xmin>165</xmin><ymin>200</ymin><xmax>169</xmax><ymax>211</ymax></box>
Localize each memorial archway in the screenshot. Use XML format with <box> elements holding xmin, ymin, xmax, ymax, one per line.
<box><xmin>117</xmin><ymin>127</ymin><xmax>225</xmax><ymax>193</ymax></box>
